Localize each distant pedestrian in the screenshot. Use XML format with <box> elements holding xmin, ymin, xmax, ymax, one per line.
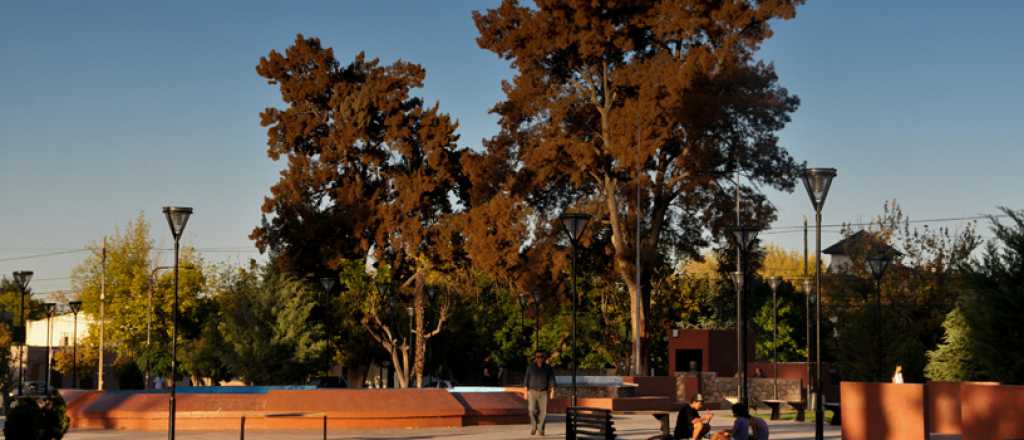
<box><xmin>523</xmin><ymin>350</ymin><xmax>556</xmax><ymax>436</ymax></box>
<box><xmin>892</xmin><ymin>365</ymin><xmax>904</xmax><ymax>384</ymax></box>
<box><xmin>730</xmin><ymin>403</ymin><xmax>769</xmax><ymax>440</ymax></box>
<box><xmin>674</xmin><ymin>393</ymin><xmax>712</xmax><ymax>440</ymax></box>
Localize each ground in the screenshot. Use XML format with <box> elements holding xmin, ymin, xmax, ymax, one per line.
<box><xmin>61</xmin><ymin>411</ymin><xmax>843</xmax><ymax>439</ymax></box>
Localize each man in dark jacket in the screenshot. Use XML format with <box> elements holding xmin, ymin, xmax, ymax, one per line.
<box><xmin>523</xmin><ymin>350</ymin><xmax>557</xmax><ymax>435</ymax></box>
<box><xmin>674</xmin><ymin>393</ymin><xmax>713</xmax><ymax>439</ymax></box>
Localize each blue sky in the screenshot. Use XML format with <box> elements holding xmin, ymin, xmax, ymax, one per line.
<box><xmin>2</xmin><ymin>1</ymin><xmax>1022</xmax><ymax>295</ymax></box>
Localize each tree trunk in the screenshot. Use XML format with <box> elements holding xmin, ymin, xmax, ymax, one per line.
<box><xmin>414</xmin><ymin>270</ymin><xmax>426</xmax><ymax>388</ymax></box>
<box><xmin>603</xmin><ymin>177</ymin><xmax>648</xmax><ymax>375</ymax></box>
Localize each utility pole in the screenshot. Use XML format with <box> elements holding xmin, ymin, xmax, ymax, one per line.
<box><xmin>99</xmin><ymin>239</ymin><xmax>106</xmax><ymax>391</ymax></box>
<box><xmin>804</xmin><ymin>216</ymin><xmax>811</xmax><ymax>407</ymax></box>
<box><xmin>734</xmin><ymin>169</ymin><xmax>744</xmax><ymax>401</ymax></box>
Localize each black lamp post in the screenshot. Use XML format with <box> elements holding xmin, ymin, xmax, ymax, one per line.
<box><xmin>44</xmin><ymin>302</ymin><xmax>56</xmax><ymax>392</ymax></box>
<box><xmin>13</xmin><ymin>270</ymin><xmax>33</xmax><ymax>396</ymax></box>
<box><xmin>532</xmin><ymin>290</ymin><xmax>541</xmax><ymax>352</ymax></box>
<box><xmin>867</xmin><ymin>253</ymin><xmax>892</xmax><ymax>382</ymax></box>
<box><xmin>559</xmin><ymin>212</ymin><xmax>590</xmax><ymax>407</ymax></box>
<box><xmin>69</xmin><ymin>300</ymin><xmax>82</xmax><ymax>389</ymax></box>
<box><xmin>162</xmin><ymin>206</ymin><xmax>192</xmax><ymax>440</ymax></box>
<box><xmin>801</xmin><ymin>167</ymin><xmax>836</xmax><ymax>440</ymax></box>
<box><xmin>320</xmin><ymin>276</ymin><xmax>336</xmax><ymax>378</ymax></box>
<box><xmin>407</xmin><ymin>305</ymin><xmax>415</xmax><ymax>388</ymax></box>
<box><xmin>768</xmin><ymin>276</ymin><xmax>782</xmax><ymax>399</ymax></box>
<box><xmin>732</xmin><ymin>225</ymin><xmax>759</xmax><ymax>406</ymax></box>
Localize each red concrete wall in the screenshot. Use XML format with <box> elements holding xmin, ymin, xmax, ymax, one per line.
<box><xmin>667</xmin><ymin>329</ymin><xmax>754</xmax><ymax>377</ymax></box>
<box><xmin>840</xmin><ymin>382</ymin><xmax>927</xmax><ymax>440</ymax></box>
<box><xmin>960</xmin><ymin>382</ymin><xmax>1024</xmax><ymax>440</ymax></box>
<box><xmin>65</xmin><ymin>389</ymin><xmax>468</xmax><ymax>431</ymax></box>
<box><xmin>925</xmin><ymin>381</ymin><xmax>961</xmax><ymax>435</ymax></box>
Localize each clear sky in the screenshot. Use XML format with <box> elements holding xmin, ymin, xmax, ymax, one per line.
<box><xmin>3</xmin><ymin>1</ymin><xmax>1023</xmax><ymax>296</ymax></box>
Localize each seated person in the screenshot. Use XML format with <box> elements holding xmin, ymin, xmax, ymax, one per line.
<box><xmin>730</xmin><ymin>403</ymin><xmax>769</xmax><ymax>440</ymax></box>
<box><xmin>674</xmin><ymin>393</ymin><xmax>713</xmax><ymax>440</ymax></box>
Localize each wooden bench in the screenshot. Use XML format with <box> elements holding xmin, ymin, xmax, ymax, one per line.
<box><xmin>567</xmin><ymin>406</ymin><xmax>616</xmax><ymax>440</ymax></box>
<box><xmin>823</xmin><ymin>402</ymin><xmax>841</xmax><ymax>425</ymax></box>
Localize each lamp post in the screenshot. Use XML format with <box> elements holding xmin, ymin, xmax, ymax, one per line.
<box><xmin>44</xmin><ymin>302</ymin><xmax>56</xmax><ymax>392</ymax></box>
<box><xmin>867</xmin><ymin>253</ymin><xmax>892</xmax><ymax>382</ymax></box>
<box><xmin>13</xmin><ymin>270</ymin><xmax>33</xmax><ymax>396</ymax></box>
<box><xmin>802</xmin><ymin>277</ymin><xmax>814</xmax><ymax>413</ymax></box>
<box><xmin>320</xmin><ymin>276</ymin><xmax>336</xmax><ymax>378</ymax></box>
<box><xmin>767</xmin><ymin>276</ymin><xmax>782</xmax><ymax>399</ymax></box>
<box><xmin>162</xmin><ymin>206</ymin><xmax>192</xmax><ymax>440</ymax></box>
<box><xmin>732</xmin><ymin>226</ymin><xmax>760</xmax><ymax>406</ymax></box>
<box><xmin>68</xmin><ymin>301</ymin><xmax>82</xmax><ymax>389</ymax></box>
<box><xmin>559</xmin><ymin>212</ymin><xmax>591</xmax><ymax>407</ymax></box>
<box><xmin>801</xmin><ymin>167</ymin><xmax>836</xmax><ymax>440</ymax></box>
<box><xmin>532</xmin><ymin>290</ymin><xmax>541</xmax><ymax>352</ymax></box>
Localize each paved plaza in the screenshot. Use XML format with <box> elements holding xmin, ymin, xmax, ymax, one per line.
<box><xmin>62</xmin><ymin>411</ymin><xmax>842</xmax><ymax>440</ymax></box>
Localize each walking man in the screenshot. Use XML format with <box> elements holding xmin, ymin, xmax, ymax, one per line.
<box><xmin>523</xmin><ymin>350</ymin><xmax>557</xmax><ymax>436</ymax></box>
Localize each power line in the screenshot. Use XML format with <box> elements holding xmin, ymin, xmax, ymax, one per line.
<box><xmin>0</xmin><ymin>249</ymin><xmax>89</xmax><ymax>262</ymax></box>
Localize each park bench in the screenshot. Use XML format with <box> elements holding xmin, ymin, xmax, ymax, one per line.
<box><xmin>567</xmin><ymin>406</ymin><xmax>617</xmax><ymax>440</ymax></box>
<box><xmin>787</xmin><ymin>400</ymin><xmax>807</xmax><ymax>421</ymax></box>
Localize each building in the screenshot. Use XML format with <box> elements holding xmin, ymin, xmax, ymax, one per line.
<box><xmin>10</xmin><ymin>311</ymin><xmax>103</xmax><ymax>390</ymax></box>
<box><xmin>822</xmin><ymin>230</ymin><xmax>899</xmax><ymax>274</ymax></box>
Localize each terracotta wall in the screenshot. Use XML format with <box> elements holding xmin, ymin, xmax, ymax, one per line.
<box><xmin>925</xmin><ymin>381</ymin><xmax>961</xmax><ymax>435</ymax></box>
<box><xmin>839</xmin><ymin>382</ymin><xmax>927</xmax><ymax>440</ymax></box>
<box><xmin>623</xmin><ymin>375</ymin><xmax>677</xmax><ymax>400</ymax></box>
<box><xmin>960</xmin><ymin>382</ymin><xmax>1024</xmax><ymax>440</ymax></box>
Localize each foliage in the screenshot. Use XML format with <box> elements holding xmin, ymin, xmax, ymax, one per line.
<box><xmin>827</xmin><ymin>201</ymin><xmax>979</xmax><ymax>382</ymax></box>
<box><xmin>215</xmin><ymin>264</ymin><xmax>327</xmax><ymax>385</ymax></box>
<box><xmin>469</xmin><ymin>0</ymin><xmax>805</xmax><ymax>373</ymax></box>
<box><xmin>71</xmin><ymin>214</ymin><xmax>208</xmax><ymax>369</ymax></box>
<box><xmin>252</xmin><ymin>34</ymin><xmax>466</xmax><ymax>387</ymax></box>
<box><xmin>752</xmin><ymin>284</ymin><xmax>806</xmax><ymax>362</ymax></box>
<box><xmin>4</xmin><ymin>394</ymin><xmax>69</xmax><ymax>440</ymax></box>
<box><xmin>925</xmin><ymin>307</ymin><xmax>983</xmax><ymax>381</ymax></box>
<box><xmin>957</xmin><ymin>208</ymin><xmax>1024</xmax><ymax>384</ymax></box>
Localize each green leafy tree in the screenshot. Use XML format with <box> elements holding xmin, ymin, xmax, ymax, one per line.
<box><xmin>925</xmin><ymin>307</ymin><xmax>983</xmax><ymax>381</ymax></box>
<box><xmin>753</xmin><ymin>292</ymin><xmax>805</xmax><ymax>362</ymax></box>
<box><xmin>216</xmin><ymin>265</ymin><xmax>327</xmax><ymax>385</ymax></box>
<box><xmin>957</xmin><ymin>208</ymin><xmax>1024</xmax><ymax>384</ymax></box>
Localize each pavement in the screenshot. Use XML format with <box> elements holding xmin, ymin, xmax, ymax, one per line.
<box><xmin>62</xmin><ymin>411</ymin><xmax>844</xmax><ymax>439</ymax></box>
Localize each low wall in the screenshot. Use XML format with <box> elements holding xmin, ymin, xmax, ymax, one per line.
<box><xmin>926</xmin><ymin>381</ymin><xmax>961</xmax><ymax>435</ymax></box>
<box><xmin>840</xmin><ymin>382</ymin><xmax>927</xmax><ymax>440</ymax></box>
<box><xmin>64</xmin><ymin>389</ymin><xmax>472</xmax><ymax>431</ymax></box>
<box><xmin>961</xmin><ymin>382</ymin><xmax>1024</xmax><ymax>440</ymax></box>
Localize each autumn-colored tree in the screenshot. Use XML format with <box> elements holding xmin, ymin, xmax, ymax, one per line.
<box><xmin>471</xmin><ymin>0</ymin><xmax>805</xmax><ymax>372</ymax></box>
<box><xmin>253</xmin><ymin>35</ymin><xmax>467</xmax><ymax>387</ymax></box>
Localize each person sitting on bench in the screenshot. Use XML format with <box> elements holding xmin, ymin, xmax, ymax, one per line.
<box><xmin>674</xmin><ymin>393</ymin><xmax>713</xmax><ymax>440</ymax></box>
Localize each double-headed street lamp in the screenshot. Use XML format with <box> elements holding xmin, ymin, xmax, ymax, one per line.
<box><xmin>731</xmin><ymin>226</ymin><xmax>760</xmax><ymax>406</ymax></box>
<box><xmin>767</xmin><ymin>276</ymin><xmax>782</xmax><ymax>399</ymax></box>
<box><xmin>162</xmin><ymin>206</ymin><xmax>192</xmax><ymax>440</ymax></box>
<box><xmin>559</xmin><ymin>212</ymin><xmax>590</xmax><ymax>408</ymax></box>
<box><xmin>69</xmin><ymin>300</ymin><xmax>82</xmax><ymax>389</ymax></box>
<box><xmin>868</xmin><ymin>252</ymin><xmax>893</xmax><ymax>382</ymax></box>
<box><xmin>13</xmin><ymin>270</ymin><xmax>33</xmax><ymax>396</ymax></box>
<box><xmin>44</xmin><ymin>302</ymin><xmax>56</xmax><ymax>392</ymax></box>
<box><xmin>801</xmin><ymin>167</ymin><xmax>836</xmax><ymax>440</ymax></box>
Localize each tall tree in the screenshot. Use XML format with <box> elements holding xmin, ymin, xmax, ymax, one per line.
<box><xmin>252</xmin><ymin>35</ymin><xmax>467</xmax><ymax>387</ymax></box>
<box><xmin>472</xmin><ymin>0</ymin><xmax>804</xmax><ymax>371</ymax></box>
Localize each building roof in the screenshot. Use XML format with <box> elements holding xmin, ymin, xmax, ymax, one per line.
<box><xmin>822</xmin><ymin>230</ymin><xmax>900</xmax><ymax>256</ymax></box>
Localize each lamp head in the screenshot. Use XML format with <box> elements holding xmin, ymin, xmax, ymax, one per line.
<box><xmin>320</xmin><ymin>276</ymin><xmax>336</xmax><ymax>293</ymax></box>
<box><xmin>731</xmin><ymin>226</ymin><xmax>761</xmax><ymax>252</ymax></box>
<box><xmin>802</xmin><ymin>278</ymin><xmax>814</xmax><ymax>295</ymax></box>
<box><xmin>731</xmin><ymin>271</ymin><xmax>744</xmax><ymax>291</ymax></box>
<box><xmin>768</xmin><ymin>276</ymin><xmax>782</xmax><ymax>291</ymax></box>
<box><xmin>867</xmin><ymin>253</ymin><xmax>893</xmax><ymax>281</ymax></box>
<box><xmin>559</xmin><ymin>212</ymin><xmax>591</xmax><ymax>244</ymax></box>
<box><xmin>68</xmin><ymin>300</ymin><xmax>82</xmax><ymax>314</ymax></box>
<box><xmin>44</xmin><ymin>302</ymin><xmax>56</xmax><ymax>316</ymax></box>
<box><xmin>12</xmin><ymin>271</ymin><xmax>33</xmax><ymax>291</ymax></box>
<box><xmin>802</xmin><ymin>168</ymin><xmax>837</xmax><ymax>212</ymax></box>
<box><xmin>162</xmin><ymin>206</ymin><xmax>193</xmax><ymax>240</ymax></box>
